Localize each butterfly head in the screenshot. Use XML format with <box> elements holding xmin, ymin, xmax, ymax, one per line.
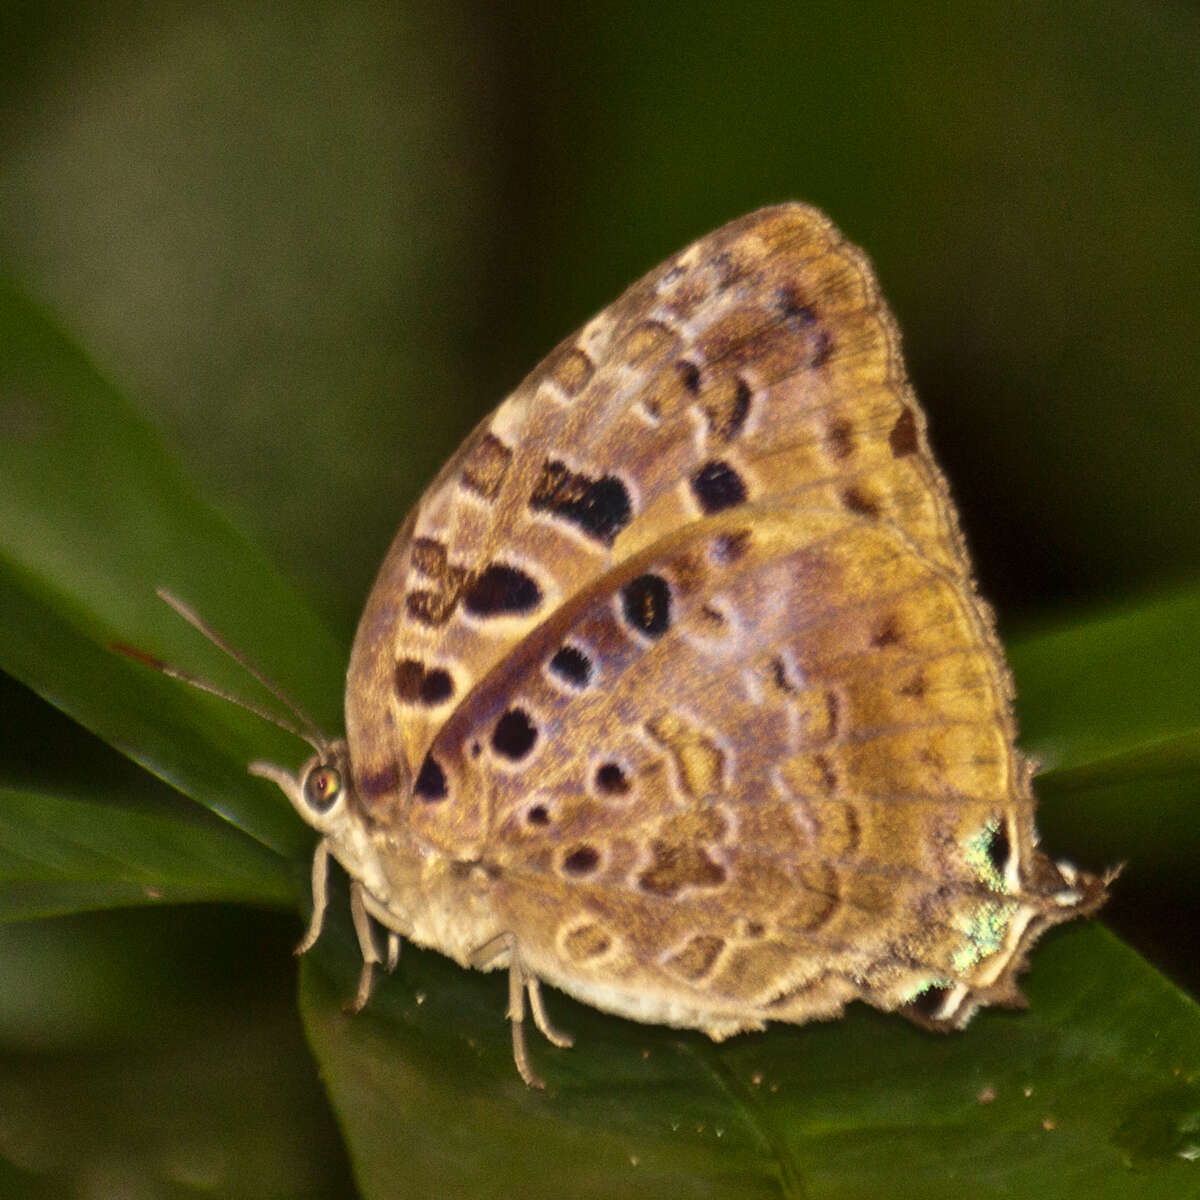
<box><xmin>250</xmin><ymin>743</ymin><xmax>360</xmax><ymax>836</ymax></box>
<box><xmin>250</xmin><ymin>747</ymin><xmax>421</xmax><ymax>939</ymax></box>
<box><xmin>249</xmin><ymin>744</ymin><xmax>409</xmax><ymax>902</ymax></box>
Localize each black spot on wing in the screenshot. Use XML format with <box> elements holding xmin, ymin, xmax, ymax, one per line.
<box><xmin>562</xmin><ymin>845</ymin><xmax>600</xmax><ymax>876</ymax></box>
<box><xmin>677</xmin><ymin>360</ymin><xmax>702</xmax><ymax>393</ymax></box>
<box><xmin>394</xmin><ymin>659</ymin><xmax>454</xmax><ymax>705</ymax></box>
<box><xmin>463</xmin><ymin>564</ymin><xmax>542</xmax><ymax>616</ymax></box>
<box><xmin>594</xmin><ymin>762</ymin><xmax>631</xmax><ymax>795</ymax></box>
<box><xmin>890</xmin><ymin>406</ymin><xmax>919</xmax><ymax>457</ymax></box>
<box><xmin>986</xmin><ymin>821</ymin><xmax>1012</xmax><ymax>878</ymax></box>
<box><xmin>492</xmin><ymin>708</ymin><xmax>538</xmax><ymax>761</ymax></box>
<box><xmin>621</xmin><ymin>574</ymin><xmax>672</xmax><ymax>638</ymax></box>
<box><xmin>414</xmin><ymin>755</ymin><xmax>447</xmax><ymax>802</ymax></box>
<box><xmin>549</xmin><ymin>644</ymin><xmax>593</xmax><ymax>688</ymax></box>
<box><xmin>690</xmin><ymin>460</ymin><xmax>747</xmax><ymax>513</ymax></box>
<box><xmin>841</xmin><ymin>486</ymin><xmax>881</xmax><ymax>518</ymax></box>
<box><xmin>530</xmin><ymin>460</ymin><xmax>633</xmax><ymax>545</ymax></box>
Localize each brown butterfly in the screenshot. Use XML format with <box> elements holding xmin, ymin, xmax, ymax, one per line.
<box><xmin>245</xmin><ymin>205</ymin><xmax>1107</xmax><ymax>1087</ymax></box>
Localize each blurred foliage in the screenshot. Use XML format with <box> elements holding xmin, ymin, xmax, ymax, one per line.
<box><xmin>0</xmin><ymin>1</ymin><xmax>1196</xmax><ymax>1196</ymax></box>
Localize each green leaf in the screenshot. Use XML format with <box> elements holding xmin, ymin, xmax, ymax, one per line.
<box><xmin>1013</xmin><ymin>589</ymin><xmax>1200</xmax><ymax>785</ymax></box>
<box><xmin>0</xmin><ymin>908</ymin><xmax>352</xmax><ymax>1197</ymax></box>
<box><xmin>0</xmin><ymin>282</ymin><xmax>343</xmax><ymax>865</ymax></box>
<box><xmin>1012</xmin><ymin>591</ymin><xmax>1200</xmax><ymax>882</ymax></box>
<box><xmin>299</xmin><ymin>925</ymin><xmax>1199</xmax><ymax>1200</ymax></box>
<box><xmin>0</xmin><ymin>787</ymin><xmax>291</xmax><ymax>922</ymax></box>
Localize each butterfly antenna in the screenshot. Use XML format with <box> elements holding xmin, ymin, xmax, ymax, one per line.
<box><xmin>113</xmin><ymin>639</ymin><xmax>324</xmax><ymax>754</ymax></box>
<box><xmin>148</xmin><ymin>588</ymin><xmax>327</xmax><ymax>754</ymax></box>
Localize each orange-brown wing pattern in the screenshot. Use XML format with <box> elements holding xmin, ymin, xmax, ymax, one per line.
<box><xmin>345</xmin><ymin>205</ymin><xmax>985</xmax><ymax>844</ymax></box>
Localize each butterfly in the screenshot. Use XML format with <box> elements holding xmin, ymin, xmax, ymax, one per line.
<box><xmin>245</xmin><ymin>204</ymin><xmax>1107</xmax><ymax>1087</ymax></box>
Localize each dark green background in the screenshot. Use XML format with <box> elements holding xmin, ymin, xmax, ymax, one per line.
<box><xmin>1</xmin><ymin>3</ymin><xmax>1197</xmax><ymax>1197</ymax></box>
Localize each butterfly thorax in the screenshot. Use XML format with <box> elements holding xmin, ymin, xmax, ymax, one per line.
<box><xmin>329</xmin><ymin>746</ymin><xmax>507</xmax><ymax>967</ymax></box>
<box><xmin>353</xmin><ymin>829</ymin><xmax>508</xmax><ymax>969</ymax></box>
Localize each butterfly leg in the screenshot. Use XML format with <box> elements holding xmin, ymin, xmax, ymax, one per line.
<box><xmin>503</xmin><ymin>950</ymin><xmax>545</xmax><ymax>1089</ymax></box>
<box><xmin>348</xmin><ymin>880</ymin><xmax>383</xmax><ymax>1012</ymax></box>
<box><xmin>527</xmin><ymin>976</ymin><xmax>573</xmax><ymax>1049</ymax></box>
<box><xmin>471</xmin><ymin>932</ymin><xmax>570</xmax><ymax>1087</ymax></box>
<box><xmin>385</xmin><ymin>931</ymin><xmax>401</xmax><ymax>972</ymax></box>
<box><xmin>296</xmin><ymin>840</ymin><xmax>330</xmax><ymax>955</ymax></box>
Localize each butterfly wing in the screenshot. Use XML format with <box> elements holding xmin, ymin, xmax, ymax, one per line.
<box><xmin>342</xmin><ymin>203</ymin><xmax>1103</xmax><ymax>1033</ymax></box>
<box><xmin>416</xmin><ymin>500</ymin><xmax>1091</xmax><ymax>1033</ymax></box>
<box><xmin>347</xmin><ymin>204</ymin><xmax>981</xmax><ymax>827</ymax></box>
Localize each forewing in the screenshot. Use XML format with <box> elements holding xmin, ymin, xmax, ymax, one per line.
<box><xmin>344</xmin><ymin>204</ymin><xmax>991</xmax><ymax>848</ymax></box>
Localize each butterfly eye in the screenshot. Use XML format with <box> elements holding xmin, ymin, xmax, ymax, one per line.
<box><xmin>303</xmin><ymin>765</ymin><xmax>343</xmax><ymax>813</ymax></box>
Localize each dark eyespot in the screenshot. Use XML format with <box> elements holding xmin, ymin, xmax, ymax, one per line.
<box><xmin>826</xmin><ymin>419</ymin><xmax>854</xmax><ymax>460</ymax></box>
<box><xmin>394</xmin><ymin>658</ymin><xmax>454</xmax><ymax>705</ymax></box>
<box><xmin>594</xmin><ymin>762</ymin><xmax>631</xmax><ymax>795</ymax></box>
<box><xmin>463</xmin><ymin>564</ymin><xmax>542</xmax><ymax>616</ymax></box>
<box><xmin>842</xmin><ymin>486</ymin><xmax>881</xmax><ymax>518</ymax></box>
<box><xmin>889</xmin><ymin>406</ymin><xmax>919</xmax><ymax>457</ymax></box>
<box><xmin>529</xmin><ymin>461</ymin><xmax>633</xmax><ymax>545</ymax></box>
<box><xmin>413</xmin><ymin>754</ymin><xmax>447</xmax><ymax>802</ymax></box>
<box><xmin>492</xmin><ymin>708</ymin><xmax>538</xmax><ymax>761</ymax></box>
<box><xmin>527</xmin><ymin>804</ymin><xmax>551</xmax><ymax>826</ymax></box>
<box><xmin>549</xmin><ymin>644</ymin><xmax>593</xmax><ymax>688</ymax></box>
<box><xmin>621</xmin><ymin>573</ymin><xmax>672</xmax><ymax>638</ymax></box>
<box><xmin>420</xmin><ymin>668</ymin><xmax>453</xmax><ymax>703</ymax></box>
<box><xmin>563</xmin><ymin>845</ymin><xmax>600</xmax><ymax>876</ymax></box>
<box><xmin>564</xmin><ymin>476</ymin><xmax>631</xmax><ymax>543</ymax></box>
<box><xmin>677</xmin><ymin>360</ymin><xmax>701</xmax><ymax>393</ymax></box>
<box><xmin>303</xmin><ymin>765</ymin><xmax>342</xmax><ymax>813</ymax></box>
<box><xmin>986</xmin><ymin>821</ymin><xmax>1012</xmax><ymax>878</ymax></box>
<box><xmin>690</xmin><ymin>460</ymin><xmax>747</xmax><ymax>514</ymax></box>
